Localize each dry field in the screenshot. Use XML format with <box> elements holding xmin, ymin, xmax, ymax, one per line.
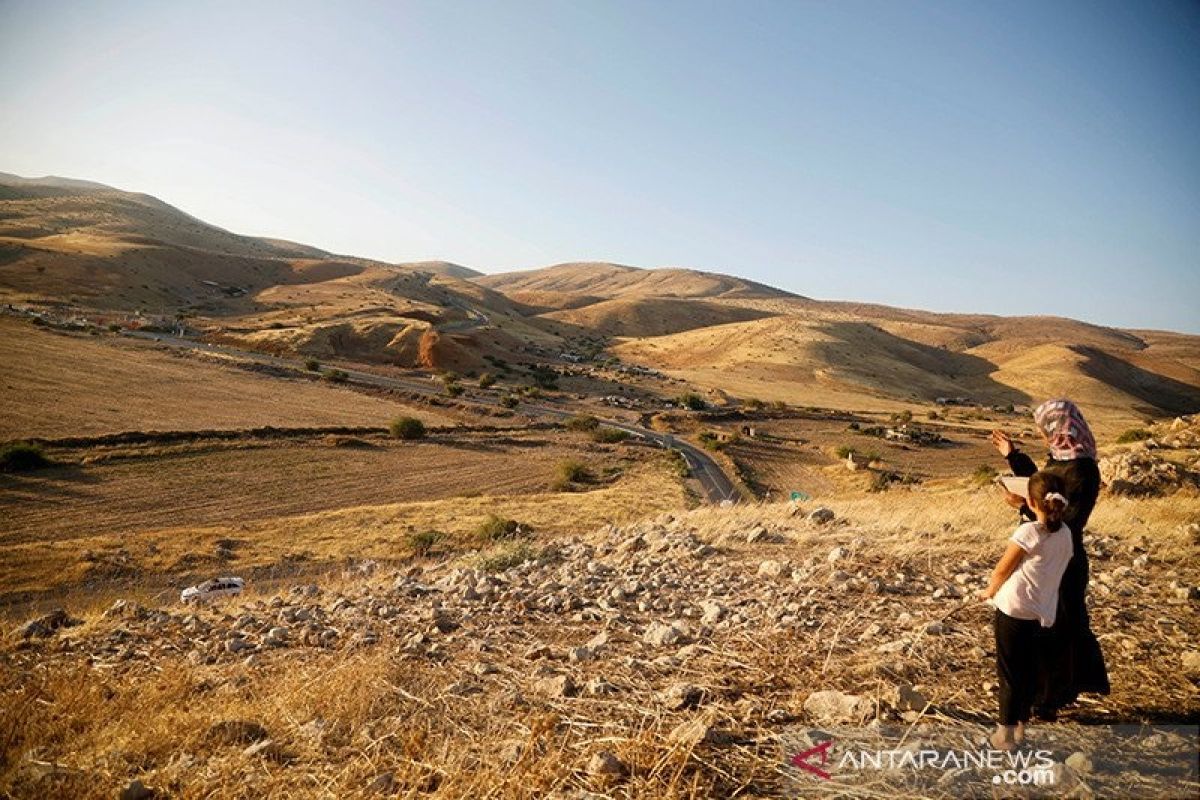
<box><xmin>0</xmin><ymin>318</ymin><xmax>454</xmax><ymax>440</ymax></box>
<box><xmin>0</xmin><ymin>428</ymin><xmax>685</xmax><ymax>610</ymax></box>
<box><xmin>0</xmin><ymin>431</ymin><xmax>648</xmax><ymax>547</ymax></box>
<box><xmin>1</xmin><ymin>489</ymin><xmax>1196</xmax><ymax>799</ymax></box>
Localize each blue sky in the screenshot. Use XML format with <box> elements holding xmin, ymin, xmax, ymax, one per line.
<box><xmin>2</xmin><ymin>0</ymin><xmax>1197</xmax><ymax>332</ymax></box>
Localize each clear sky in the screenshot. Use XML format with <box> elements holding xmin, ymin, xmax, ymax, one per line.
<box><xmin>2</xmin><ymin>0</ymin><xmax>1197</xmax><ymax>332</ymax></box>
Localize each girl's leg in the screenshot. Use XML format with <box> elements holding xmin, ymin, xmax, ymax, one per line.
<box><xmin>994</xmin><ymin>611</ymin><xmax>1035</xmax><ymax>746</ymax></box>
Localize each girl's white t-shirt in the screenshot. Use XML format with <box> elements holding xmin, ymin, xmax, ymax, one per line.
<box><xmin>993</xmin><ymin>521</ymin><xmax>1074</xmax><ymax>628</ymax></box>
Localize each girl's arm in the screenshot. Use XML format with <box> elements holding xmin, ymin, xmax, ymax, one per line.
<box><xmin>980</xmin><ymin>543</ymin><xmax>1026</xmax><ymax>600</ymax></box>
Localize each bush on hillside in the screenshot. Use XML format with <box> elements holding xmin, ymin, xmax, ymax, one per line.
<box><xmin>389</xmin><ymin>416</ymin><xmax>426</xmax><ymax>440</ymax></box>
<box><xmin>552</xmin><ymin>459</ymin><xmax>593</xmax><ymax>491</ymax></box>
<box><xmin>475</xmin><ymin>515</ymin><xmax>529</xmax><ymax>543</ymax></box>
<box><xmin>405</xmin><ymin>529</ymin><xmax>444</xmax><ymax>557</ymax></box>
<box><xmin>591</xmin><ymin>427</ymin><xmax>629</xmax><ymax>444</ymax></box>
<box><xmin>566</xmin><ymin>415</ymin><xmax>600</xmax><ymax>432</ymax></box>
<box><xmin>0</xmin><ymin>442</ymin><xmax>52</xmax><ymax>472</ymax></box>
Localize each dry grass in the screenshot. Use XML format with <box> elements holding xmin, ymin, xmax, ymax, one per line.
<box><xmin>0</xmin><ymin>318</ymin><xmax>452</xmax><ymax>440</ymax></box>
<box><xmin>0</xmin><ymin>456</ymin><xmax>689</xmax><ymax>611</ymax></box>
<box><xmin>0</xmin><ymin>431</ymin><xmax>641</xmax><ymax>546</ymax></box>
<box><xmin>1</xmin><ymin>488</ymin><xmax>1196</xmax><ymax>799</ymax></box>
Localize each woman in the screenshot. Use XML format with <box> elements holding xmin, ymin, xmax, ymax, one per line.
<box><xmin>990</xmin><ymin>399</ymin><xmax>1110</xmax><ymax>719</ymax></box>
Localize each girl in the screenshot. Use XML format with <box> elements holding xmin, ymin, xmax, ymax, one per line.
<box><xmin>989</xmin><ymin>399</ymin><xmax>1109</xmax><ymax>719</ymax></box>
<box><xmin>980</xmin><ymin>471</ymin><xmax>1074</xmax><ymax>750</ymax></box>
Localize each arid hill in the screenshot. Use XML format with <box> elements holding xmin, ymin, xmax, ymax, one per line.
<box><xmin>2</xmin><ymin>173</ymin><xmax>1198</xmax><ymax>427</ymax></box>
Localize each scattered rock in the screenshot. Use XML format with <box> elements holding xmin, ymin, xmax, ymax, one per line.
<box><xmin>1065</xmin><ymin>751</ymin><xmax>1094</xmax><ymax>774</ymax></box>
<box><xmin>18</xmin><ymin>608</ymin><xmax>81</xmax><ymax>640</ymax></box>
<box><xmin>757</xmin><ymin>560</ymin><xmax>786</xmax><ymax>580</ymax></box>
<box><xmin>643</xmin><ymin>621</ymin><xmax>688</xmax><ymax>647</ymax></box>
<box><xmin>803</xmin><ymin>690</ymin><xmax>872</xmax><ymax>724</ymax></box>
<box><xmin>891</xmin><ymin>683</ymin><xmax>929</xmax><ymax>713</ymax></box>
<box><xmin>533</xmin><ymin>674</ymin><xmax>577</xmax><ymax>698</ymax></box>
<box><xmin>587</xmin><ymin>750</ymin><xmax>626</xmax><ymax>777</ymax></box>
<box><xmin>120</xmin><ymin>779</ymin><xmax>156</xmax><ymax>800</ymax></box>
<box><xmin>366</xmin><ymin>771</ymin><xmax>395</xmax><ymax>795</ymax></box>
<box><xmin>1181</xmin><ymin>651</ymin><xmax>1200</xmax><ymax>679</ymax></box>
<box><xmin>659</xmin><ymin>682</ymin><xmax>703</xmax><ymax>711</ymax></box>
<box><xmin>809</xmin><ymin>507</ymin><xmax>836</xmax><ymax>525</ymax></box>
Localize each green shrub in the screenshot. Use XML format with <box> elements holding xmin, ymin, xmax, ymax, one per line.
<box><xmin>478</xmin><ymin>372</ymin><xmax>497</xmax><ymax>388</ymax></box>
<box><xmin>445</xmin><ymin>383</ymin><xmax>464</xmax><ymax>397</ymax></box>
<box><xmin>304</xmin><ymin>357</ymin><xmax>320</xmax><ymax>372</ymax></box>
<box><xmin>891</xmin><ymin>410</ymin><xmax>914</xmax><ymax>424</ymax></box>
<box><xmin>972</xmin><ymin>464</ymin><xmax>999</xmax><ymax>486</ymax></box>
<box><xmin>552</xmin><ymin>459</ymin><xmax>593</xmax><ymax>491</ymax></box>
<box><xmin>591</xmin><ymin>427</ymin><xmax>630</xmax><ymax>444</ymax></box>
<box><xmin>665</xmin><ymin>449</ymin><xmax>690</xmax><ymax>478</ymax></box>
<box><xmin>835</xmin><ymin>445</ymin><xmax>857</xmax><ymax>459</ymax></box>
<box><xmin>499</xmin><ymin>395</ymin><xmax>519</xmax><ymax>409</ymax></box>
<box><xmin>676</xmin><ymin>392</ymin><xmax>706</xmax><ymax>411</ymax></box>
<box><xmin>405</xmin><ymin>529</ymin><xmax>444</xmax><ymax>557</ymax></box>
<box><xmin>0</xmin><ymin>442</ymin><xmax>52</xmax><ymax>472</ymax></box>
<box><xmin>476</xmin><ymin>542</ymin><xmax>538</xmax><ymax>573</ymax></box>
<box><xmin>475</xmin><ymin>515</ymin><xmax>528</xmax><ymax>543</ymax></box>
<box><xmin>566</xmin><ymin>415</ymin><xmax>600</xmax><ymax>432</ymax></box>
<box><xmin>389</xmin><ymin>416</ymin><xmax>426</xmax><ymax>440</ymax></box>
<box><xmin>1116</xmin><ymin>428</ymin><xmax>1153</xmax><ymax>444</ymax></box>
<box><xmin>324</xmin><ymin>369</ymin><xmax>348</xmax><ymax>384</ymax></box>
<box><xmin>770</xmin><ymin>400</ymin><xmax>788</xmax><ymax>411</ymax></box>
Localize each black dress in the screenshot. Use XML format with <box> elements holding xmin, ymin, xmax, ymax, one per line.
<box><xmin>1007</xmin><ymin>450</ymin><xmax>1111</xmax><ymax>709</ymax></box>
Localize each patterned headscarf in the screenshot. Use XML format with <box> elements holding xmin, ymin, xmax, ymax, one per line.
<box><xmin>1033</xmin><ymin>399</ymin><xmax>1097</xmax><ymax>461</ymax></box>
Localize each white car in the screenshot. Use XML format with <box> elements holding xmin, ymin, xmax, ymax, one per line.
<box><xmin>180</xmin><ymin>576</ymin><xmax>245</xmax><ymax>604</ymax></box>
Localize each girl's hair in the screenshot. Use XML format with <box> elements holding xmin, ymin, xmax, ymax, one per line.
<box><xmin>1028</xmin><ymin>472</ymin><xmax>1068</xmax><ymax>532</ymax></box>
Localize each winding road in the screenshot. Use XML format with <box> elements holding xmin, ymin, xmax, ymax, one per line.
<box><xmin>122</xmin><ymin>331</ymin><xmax>739</xmax><ymax>504</ymax></box>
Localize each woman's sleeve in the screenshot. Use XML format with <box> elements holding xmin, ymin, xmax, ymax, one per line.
<box><xmin>1006</xmin><ymin>450</ymin><xmax>1038</xmax><ymax>477</ymax></box>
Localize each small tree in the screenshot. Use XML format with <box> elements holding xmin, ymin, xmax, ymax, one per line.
<box><xmin>676</xmin><ymin>392</ymin><xmax>706</xmax><ymax>411</ymax></box>
<box><xmin>389</xmin><ymin>416</ymin><xmax>426</xmax><ymax>440</ymax></box>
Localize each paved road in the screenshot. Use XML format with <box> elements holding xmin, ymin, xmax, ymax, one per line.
<box><xmin>122</xmin><ymin>331</ymin><xmax>739</xmax><ymax>504</ymax></box>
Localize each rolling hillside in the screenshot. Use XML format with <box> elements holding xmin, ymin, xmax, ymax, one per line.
<box><xmin>2</xmin><ymin>172</ymin><xmax>1198</xmax><ymax>428</ymax></box>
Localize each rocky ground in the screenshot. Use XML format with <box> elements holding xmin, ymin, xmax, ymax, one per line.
<box><xmin>3</xmin><ymin>494</ymin><xmax>1198</xmax><ymax>799</ymax></box>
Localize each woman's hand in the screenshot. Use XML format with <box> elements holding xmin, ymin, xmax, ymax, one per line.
<box><xmin>990</xmin><ymin>430</ymin><xmax>1014</xmax><ymax>457</ymax></box>
<box><xmin>979</xmin><ymin>585</ymin><xmax>997</xmax><ymax>601</ymax></box>
<box><xmin>1002</xmin><ymin>490</ymin><xmax>1026</xmax><ymax>510</ymax></box>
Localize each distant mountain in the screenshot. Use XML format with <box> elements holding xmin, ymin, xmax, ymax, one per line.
<box><xmin>1</xmin><ymin>172</ymin><xmax>1197</xmax><ymax>429</ymax></box>
<box><xmin>475</xmin><ymin>261</ymin><xmax>796</xmax><ymax>301</ymax></box>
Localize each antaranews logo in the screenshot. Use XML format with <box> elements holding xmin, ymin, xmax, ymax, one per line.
<box><xmin>789</xmin><ymin>737</ymin><xmax>1056</xmax><ymax>786</ymax></box>
<box><xmin>790</xmin><ymin>739</ymin><xmax>834</xmax><ymax>780</ymax></box>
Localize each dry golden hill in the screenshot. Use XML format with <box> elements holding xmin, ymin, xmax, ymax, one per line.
<box><xmin>3</xmin><ymin>173</ymin><xmax>1198</xmax><ymax>427</ymax></box>
<box><xmin>537</xmin><ymin>296</ymin><xmax>776</xmax><ymax>338</ymax></box>
<box><xmin>475</xmin><ymin>261</ymin><xmax>795</xmax><ymax>300</ymax></box>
